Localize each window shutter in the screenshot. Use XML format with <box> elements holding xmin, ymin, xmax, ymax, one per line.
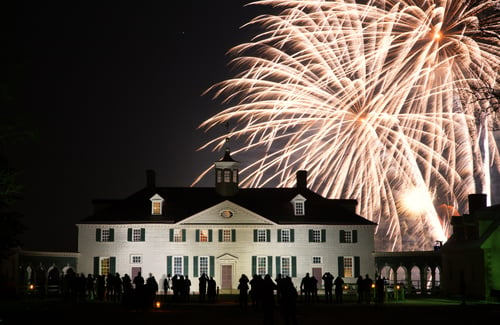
<box><xmin>127</xmin><ymin>228</ymin><xmax>132</xmax><ymax>241</ymax></box>
<box><xmin>277</xmin><ymin>229</ymin><xmax>282</xmax><ymax>242</ymax></box>
<box><xmin>167</xmin><ymin>256</ymin><xmax>172</xmax><ymax>276</ymax></box>
<box><xmin>183</xmin><ymin>256</ymin><xmax>189</xmax><ymax>276</ymax></box>
<box><xmin>253</xmin><ymin>229</ymin><xmax>257</xmax><ymax>242</ymax></box>
<box><xmin>353</xmin><ymin>230</ymin><xmax>358</xmax><ymax>243</ymax></box>
<box><xmin>93</xmin><ymin>257</ymin><xmax>99</xmax><ymax>275</ymax></box>
<box><xmin>321</xmin><ymin>229</ymin><xmax>326</xmax><ymax>242</ymax></box>
<box><xmin>169</xmin><ymin>229</ymin><xmax>173</xmax><ymax>242</ymax></box>
<box><xmin>339</xmin><ymin>230</ymin><xmax>346</xmax><ymax>243</ymax></box>
<box><xmin>338</xmin><ymin>256</ymin><xmax>344</xmax><ymax>277</ymax></box>
<box><xmin>96</xmin><ymin>229</ymin><xmax>101</xmax><ymax>242</ymax></box>
<box><xmin>290</xmin><ymin>229</ymin><xmax>295</xmax><ymax>242</ymax></box>
<box><xmin>276</xmin><ymin>257</ymin><xmax>281</xmax><ymax>275</ymax></box>
<box><xmin>252</xmin><ymin>256</ymin><xmax>256</xmax><ymax>276</ymax></box>
<box><xmin>193</xmin><ymin>256</ymin><xmax>199</xmax><ymax>277</ymax></box>
<box><xmin>308</xmin><ymin>229</ymin><xmax>313</xmax><ymax>242</ymax></box>
<box><xmin>109</xmin><ymin>229</ymin><xmax>114</xmax><ymax>242</ymax></box>
<box><xmin>140</xmin><ymin>228</ymin><xmax>145</xmax><ymax>241</ymax></box>
<box><xmin>182</xmin><ymin>229</ymin><xmax>186</xmax><ymax>242</ymax></box>
<box><xmin>354</xmin><ymin>256</ymin><xmax>360</xmax><ymax>277</ymax></box>
<box><xmin>231</xmin><ymin>229</ymin><xmax>236</xmax><ymax>242</ymax></box>
<box><xmin>266</xmin><ymin>229</ymin><xmax>271</xmax><ymax>242</ymax></box>
<box><xmin>209</xmin><ymin>256</ymin><xmax>215</xmax><ymax>277</ymax></box>
<box><xmin>267</xmin><ymin>256</ymin><xmax>272</xmax><ymax>276</ymax></box>
<box><xmin>218</xmin><ymin>229</ymin><xmax>223</xmax><ymax>242</ymax></box>
<box><xmin>208</xmin><ymin>229</ymin><xmax>213</xmax><ymax>242</ymax></box>
<box><xmin>292</xmin><ymin>256</ymin><xmax>297</xmax><ymax>277</ymax></box>
<box><xmin>195</xmin><ymin>229</ymin><xmax>200</xmax><ymax>242</ymax></box>
<box><xmin>110</xmin><ymin>257</ymin><xmax>116</xmax><ymax>274</ymax></box>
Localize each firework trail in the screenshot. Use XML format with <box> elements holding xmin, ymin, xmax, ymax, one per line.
<box><xmin>195</xmin><ymin>0</ymin><xmax>500</xmax><ymax>251</ymax></box>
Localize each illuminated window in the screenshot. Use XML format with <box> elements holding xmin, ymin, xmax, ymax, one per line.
<box><xmin>173</xmin><ymin>256</ymin><xmax>183</xmax><ymax>275</ymax></box>
<box><xmin>199</xmin><ymin>229</ymin><xmax>209</xmax><ymax>242</ymax></box>
<box><xmin>171</xmin><ymin>229</ymin><xmax>184</xmax><ymax>242</ymax></box>
<box><xmin>224</xmin><ymin>170</ymin><xmax>231</xmax><ymax>182</ymax></box>
<box><xmin>257</xmin><ymin>256</ymin><xmax>267</xmax><ymax>276</ymax></box>
<box><xmin>281</xmin><ymin>256</ymin><xmax>291</xmax><ymax>277</ymax></box>
<box><xmin>199</xmin><ymin>256</ymin><xmax>209</xmax><ymax>276</ymax></box>
<box><xmin>150</xmin><ymin>194</ymin><xmax>164</xmax><ymax>215</ymax></box>
<box><xmin>312</xmin><ymin>256</ymin><xmax>322</xmax><ymax>264</ymax></box>
<box><xmin>130</xmin><ymin>255</ymin><xmax>142</xmax><ymax>264</ymax></box>
<box><xmin>100</xmin><ymin>257</ymin><xmax>110</xmax><ymax>276</ymax></box>
<box><xmin>223</xmin><ymin>229</ymin><xmax>231</xmax><ymax>242</ymax></box>
<box><xmin>217</xmin><ymin>170</ymin><xmax>222</xmax><ymax>183</ymax></box>
<box><xmin>232</xmin><ymin>169</ymin><xmax>238</xmax><ymax>183</ymax></box>
<box><xmin>343</xmin><ymin>256</ymin><xmax>354</xmax><ymax>278</ymax></box>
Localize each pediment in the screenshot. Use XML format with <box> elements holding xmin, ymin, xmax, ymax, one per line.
<box><xmin>178</xmin><ymin>200</ymin><xmax>276</xmax><ymax>225</ymax></box>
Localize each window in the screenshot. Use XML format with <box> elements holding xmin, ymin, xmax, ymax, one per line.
<box><xmin>223</xmin><ymin>229</ymin><xmax>231</xmax><ymax>242</ymax></box>
<box><xmin>173</xmin><ymin>256</ymin><xmax>183</xmax><ymax>276</ymax></box>
<box><xmin>340</xmin><ymin>230</ymin><xmax>358</xmax><ymax>243</ymax></box>
<box><xmin>152</xmin><ymin>202</ymin><xmax>161</xmax><ymax>215</ymax></box>
<box><xmin>343</xmin><ymin>256</ymin><xmax>354</xmax><ymax>277</ymax></box>
<box><xmin>294</xmin><ymin>201</ymin><xmax>304</xmax><ymax>215</ymax></box>
<box><xmin>199</xmin><ymin>256</ymin><xmax>209</xmax><ymax>276</ymax></box>
<box><xmin>96</xmin><ymin>228</ymin><xmax>114</xmax><ymax>242</ymax></box>
<box><xmin>224</xmin><ymin>170</ymin><xmax>231</xmax><ymax>182</ymax></box>
<box><xmin>170</xmin><ymin>229</ymin><xmax>185</xmax><ymax>242</ymax></box>
<box><xmin>281</xmin><ymin>257</ymin><xmax>291</xmax><ymax>278</ymax></box>
<box><xmin>216</xmin><ymin>169</ymin><xmax>222</xmax><ymax>183</ymax></box>
<box><xmin>312</xmin><ymin>256</ymin><xmax>322</xmax><ymax>264</ymax></box>
<box><xmin>197</xmin><ymin>229</ymin><xmax>212</xmax><ymax>242</ymax></box>
<box><xmin>128</xmin><ymin>228</ymin><xmax>145</xmax><ymax>242</ymax></box>
<box><xmin>130</xmin><ymin>255</ymin><xmax>142</xmax><ymax>264</ymax></box>
<box><xmin>255</xmin><ymin>229</ymin><xmax>269</xmax><ymax>242</ymax></box>
<box><xmin>309</xmin><ymin>229</ymin><xmax>326</xmax><ymax>242</ymax></box>
<box><xmin>232</xmin><ymin>169</ymin><xmax>238</xmax><ymax>183</ymax></box>
<box><xmin>133</xmin><ymin>228</ymin><xmax>142</xmax><ymax>242</ymax></box>
<box><xmin>290</xmin><ymin>194</ymin><xmax>306</xmax><ymax>216</ymax></box>
<box><xmin>257</xmin><ymin>256</ymin><xmax>267</xmax><ymax>276</ymax></box>
<box><xmin>278</xmin><ymin>229</ymin><xmax>294</xmax><ymax>242</ymax></box>
<box><xmin>100</xmin><ymin>257</ymin><xmax>110</xmax><ymax>276</ymax></box>
<box><xmin>149</xmin><ymin>194</ymin><xmax>164</xmax><ymax>215</ymax></box>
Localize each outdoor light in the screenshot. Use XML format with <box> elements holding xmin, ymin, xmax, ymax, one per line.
<box><xmin>371</xmin><ymin>283</ymin><xmax>376</xmax><ymax>289</ymax></box>
<box><xmin>396</xmin><ymin>285</ymin><xmax>400</xmax><ymax>290</ymax></box>
<box><xmin>155</xmin><ymin>301</ymin><xmax>161</xmax><ymax>309</ymax></box>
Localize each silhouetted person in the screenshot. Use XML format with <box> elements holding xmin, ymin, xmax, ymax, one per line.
<box><xmin>375</xmin><ymin>276</ymin><xmax>385</xmax><ymax>303</ymax></box>
<box><xmin>261</xmin><ymin>274</ymin><xmax>277</xmax><ymax>325</ymax></box>
<box><xmin>356</xmin><ymin>275</ymin><xmax>364</xmax><ymax>303</ymax></box>
<box><xmin>207</xmin><ymin>276</ymin><xmax>217</xmax><ymax>302</ymax></box>
<box><xmin>279</xmin><ymin>276</ymin><xmax>298</xmax><ymax>325</ymax></box>
<box><xmin>163</xmin><ymin>274</ymin><xmax>170</xmax><ymax>302</ymax></box>
<box><xmin>250</xmin><ymin>274</ymin><xmax>263</xmax><ymax>310</ymax></box>
<box><xmin>322</xmin><ymin>272</ymin><xmax>334</xmax><ymax>303</ymax></box>
<box><xmin>146</xmin><ymin>273</ymin><xmax>159</xmax><ymax>307</ymax></box>
<box><xmin>122</xmin><ymin>274</ymin><xmax>133</xmax><ymax>308</ymax></box>
<box><xmin>86</xmin><ymin>274</ymin><xmax>95</xmax><ymax>300</ymax></box>
<box><xmin>238</xmin><ymin>274</ymin><xmax>249</xmax><ymax>310</ymax></box>
<box><xmin>184</xmin><ymin>276</ymin><xmax>191</xmax><ymax>302</ymax></box>
<box><xmin>334</xmin><ymin>275</ymin><xmax>344</xmax><ymax>304</ymax></box>
<box><xmin>300</xmin><ymin>273</ymin><xmax>312</xmax><ymax>303</ymax></box>
<box><xmin>199</xmin><ymin>273</ymin><xmax>208</xmax><ymax>302</ymax></box>
<box><xmin>363</xmin><ymin>274</ymin><xmax>373</xmax><ymax>304</ymax></box>
<box><xmin>311</xmin><ymin>275</ymin><xmax>319</xmax><ymax>302</ymax></box>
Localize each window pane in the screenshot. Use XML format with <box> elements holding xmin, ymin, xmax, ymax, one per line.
<box><xmin>199</xmin><ymin>256</ymin><xmax>209</xmax><ymax>276</ymax></box>
<box><xmin>153</xmin><ymin>202</ymin><xmax>161</xmax><ymax>215</ymax></box>
<box><xmin>281</xmin><ymin>229</ymin><xmax>290</xmax><ymax>242</ymax></box>
<box><xmin>224</xmin><ymin>170</ymin><xmax>231</xmax><ymax>182</ymax></box>
<box><xmin>344</xmin><ymin>231</ymin><xmax>352</xmax><ymax>243</ymax></box>
<box><xmin>173</xmin><ymin>256</ymin><xmax>183</xmax><ymax>275</ymax></box>
<box><xmin>257</xmin><ymin>257</ymin><xmax>267</xmax><ymax>276</ymax></box>
<box><xmin>312</xmin><ymin>230</ymin><xmax>321</xmax><ymax>242</ymax></box>
<box><xmin>295</xmin><ymin>202</ymin><xmax>304</xmax><ymax>215</ymax></box>
<box><xmin>223</xmin><ymin>229</ymin><xmax>231</xmax><ymax>242</ymax></box>
<box><xmin>101</xmin><ymin>229</ymin><xmax>110</xmax><ymax>242</ymax></box>
<box><xmin>281</xmin><ymin>257</ymin><xmax>291</xmax><ymax>277</ymax></box>
<box><xmin>312</xmin><ymin>256</ymin><xmax>322</xmax><ymax>264</ymax></box>
<box><xmin>174</xmin><ymin>229</ymin><xmax>183</xmax><ymax>242</ymax></box>
<box><xmin>133</xmin><ymin>229</ymin><xmax>141</xmax><ymax>241</ymax></box>
<box><xmin>344</xmin><ymin>257</ymin><xmax>353</xmax><ymax>277</ymax></box>
<box><xmin>257</xmin><ymin>230</ymin><xmax>266</xmax><ymax>242</ymax></box>
<box><xmin>101</xmin><ymin>257</ymin><xmax>110</xmax><ymax>276</ymax></box>
<box><xmin>200</xmin><ymin>229</ymin><xmax>209</xmax><ymax>242</ymax></box>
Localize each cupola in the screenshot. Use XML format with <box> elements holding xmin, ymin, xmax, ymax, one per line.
<box><xmin>214</xmin><ymin>138</ymin><xmax>240</xmax><ymax>196</ymax></box>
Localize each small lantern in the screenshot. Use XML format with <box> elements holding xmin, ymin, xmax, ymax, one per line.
<box><xmin>29</xmin><ymin>284</ymin><xmax>35</xmax><ymax>291</ymax></box>
<box><xmin>155</xmin><ymin>301</ymin><xmax>161</xmax><ymax>309</ymax></box>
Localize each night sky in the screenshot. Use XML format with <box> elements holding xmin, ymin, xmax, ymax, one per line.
<box><xmin>4</xmin><ymin>1</ymin><xmax>267</xmax><ymax>252</ymax></box>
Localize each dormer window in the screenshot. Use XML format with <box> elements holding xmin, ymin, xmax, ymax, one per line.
<box><xmin>290</xmin><ymin>194</ymin><xmax>306</xmax><ymax>216</ymax></box>
<box><xmin>150</xmin><ymin>194</ymin><xmax>165</xmax><ymax>215</ymax></box>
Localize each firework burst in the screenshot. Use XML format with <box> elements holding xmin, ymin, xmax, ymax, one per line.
<box><xmin>195</xmin><ymin>0</ymin><xmax>500</xmax><ymax>251</ymax></box>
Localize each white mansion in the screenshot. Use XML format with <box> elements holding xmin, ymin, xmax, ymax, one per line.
<box><xmin>76</xmin><ymin>148</ymin><xmax>377</xmax><ymax>292</ymax></box>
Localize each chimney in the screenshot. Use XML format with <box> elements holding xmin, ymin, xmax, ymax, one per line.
<box><xmin>468</xmin><ymin>193</ymin><xmax>487</xmax><ymax>215</ymax></box>
<box><xmin>296</xmin><ymin>170</ymin><xmax>307</xmax><ymax>189</ymax></box>
<box><xmin>146</xmin><ymin>169</ymin><xmax>156</xmax><ymax>188</ymax></box>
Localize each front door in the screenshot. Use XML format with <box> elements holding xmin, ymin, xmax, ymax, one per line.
<box><xmin>312</xmin><ymin>267</ymin><xmax>322</xmax><ymax>288</ymax></box>
<box><xmin>221</xmin><ymin>265</ymin><xmax>233</xmax><ymax>290</ymax></box>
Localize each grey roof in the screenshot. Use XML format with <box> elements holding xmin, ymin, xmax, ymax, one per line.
<box><xmin>81</xmin><ymin>186</ymin><xmax>376</xmax><ymax>226</ymax></box>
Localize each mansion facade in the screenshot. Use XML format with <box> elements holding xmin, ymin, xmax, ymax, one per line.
<box><xmin>76</xmin><ymin>148</ymin><xmax>377</xmax><ymax>292</ymax></box>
